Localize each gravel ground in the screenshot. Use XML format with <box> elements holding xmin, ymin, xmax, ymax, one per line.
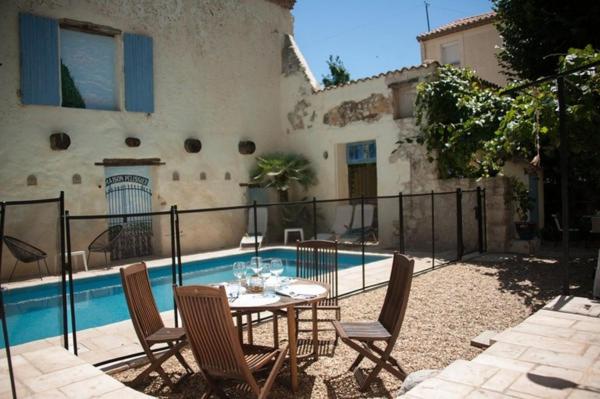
<box><xmin>113</xmin><ymin>254</ymin><xmax>595</xmax><ymax>398</ymax></box>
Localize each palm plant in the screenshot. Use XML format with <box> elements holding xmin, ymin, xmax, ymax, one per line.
<box><xmin>251</xmin><ymin>153</ymin><xmax>317</xmax><ymax>202</ymax></box>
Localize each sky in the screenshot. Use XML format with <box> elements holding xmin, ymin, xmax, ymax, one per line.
<box><xmin>292</xmin><ymin>0</ymin><xmax>493</xmax><ymax>82</ymax></box>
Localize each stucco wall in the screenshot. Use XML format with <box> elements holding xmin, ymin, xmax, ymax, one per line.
<box><xmin>420</xmin><ymin>23</ymin><xmax>507</xmax><ymax>86</ymax></box>
<box><xmin>280</xmin><ymin>45</ymin><xmax>512</xmax><ymax>253</ymax></box>
<box><xmin>0</xmin><ymin>0</ymin><xmax>293</xmax><ymax>277</ymax></box>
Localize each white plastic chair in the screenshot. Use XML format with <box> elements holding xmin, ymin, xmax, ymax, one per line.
<box><xmin>240</xmin><ymin>207</ymin><xmax>268</xmax><ymax>248</ymax></box>
<box><xmin>316</xmin><ymin>205</ymin><xmax>353</xmax><ymax>240</ymax></box>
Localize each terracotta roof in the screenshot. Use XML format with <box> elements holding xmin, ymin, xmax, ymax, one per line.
<box><xmin>417</xmin><ymin>12</ymin><xmax>496</xmax><ymax>41</ymax></box>
<box><xmin>313</xmin><ymin>62</ymin><xmax>438</xmax><ymax>93</ymax></box>
<box><xmin>265</xmin><ymin>0</ymin><xmax>296</xmax><ymax>10</ymax></box>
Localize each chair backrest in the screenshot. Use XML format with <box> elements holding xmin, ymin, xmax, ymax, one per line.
<box><xmin>248</xmin><ymin>207</ymin><xmax>268</xmax><ymax>236</ymax></box>
<box><xmin>350</xmin><ymin>204</ymin><xmax>375</xmax><ymax>230</ymax></box>
<box><xmin>3</xmin><ymin>236</ymin><xmax>46</xmax><ymax>263</ymax></box>
<box><xmin>89</xmin><ymin>224</ymin><xmax>123</xmax><ymax>251</ymax></box>
<box><xmin>120</xmin><ymin>263</ymin><xmax>164</xmax><ymax>350</ymax></box>
<box><xmin>296</xmin><ymin>240</ymin><xmax>338</xmax><ymax>304</ymax></box>
<box><xmin>174</xmin><ymin>285</ymin><xmax>255</xmax><ymax>383</ymax></box>
<box><xmin>552</xmin><ymin>214</ymin><xmax>562</xmax><ymax>232</ymax></box>
<box><xmin>331</xmin><ymin>205</ymin><xmax>354</xmax><ymax>235</ymax></box>
<box><xmin>378</xmin><ymin>253</ymin><xmax>414</xmax><ymax>342</ymax></box>
<box><xmin>591</xmin><ymin>217</ymin><xmax>600</xmax><ymax>234</ymax></box>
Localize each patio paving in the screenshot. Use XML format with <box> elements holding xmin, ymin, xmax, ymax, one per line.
<box><xmin>401</xmin><ymin>295</ymin><xmax>600</xmax><ymax>398</ymax></box>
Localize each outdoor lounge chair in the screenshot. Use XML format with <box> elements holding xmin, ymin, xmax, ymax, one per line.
<box><xmin>120</xmin><ymin>262</ymin><xmax>193</xmax><ymax>390</ymax></box>
<box><xmin>174</xmin><ymin>284</ymin><xmax>289</xmax><ymax>399</ymax></box>
<box><xmin>340</xmin><ymin>204</ymin><xmax>377</xmax><ymax>244</ymax></box>
<box><xmin>240</xmin><ymin>207</ymin><xmax>268</xmax><ymax>248</ymax></box>
<box><xmin>333</xmin><ymin>252</ymin><xmax>414</xmax><ymax>391</ymax></box>
<box><xmin>88</xmin><ymin>224</ymin><xmax>123</xmax><ymax>268</ymax></box>
<box><xmin>315</xmin><ymin>205</ymin><xmax>353</xmax><ymax>240</ymax></box>
<box><xmin>3</xmin><ymin>235</ymin><xmax>50</xmax><ymax>281</ymax></box>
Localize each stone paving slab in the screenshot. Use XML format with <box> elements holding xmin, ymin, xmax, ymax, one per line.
<box><xmin>405</xmin><ymin>296</ymin><xmax>600</xmax><ymax>398</ymax></box>
<box><xmin>0</xmin><ymin>346</ymin><xmax>150</xmax><ymax>399</ymax></box>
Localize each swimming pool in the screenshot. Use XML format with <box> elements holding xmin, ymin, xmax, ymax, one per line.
<box><xmin>2</xmin><ymin>248</ymin><xmax>387</xmax><ymax>347</ymax></box>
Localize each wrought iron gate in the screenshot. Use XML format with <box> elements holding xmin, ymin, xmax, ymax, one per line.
<box><xmin>105</xmin><ymin>181</ymin><xmax>153</xmax><ymax>260</ymax></box>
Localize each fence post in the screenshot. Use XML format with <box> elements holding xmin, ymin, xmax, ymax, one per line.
<box><xmin>312</xmin><ymin>197</ymin><xmax>317</xmax><ymax>240</ymax></box>
<box><xmin>0</xmin><ymin>202</ymin><xmax>17</xmax><ymax>399</ymax></box>
<box><xmin>456</xmin><ymin>188</ymin><xmax>463</xmax><ymax>261</ymax></box>
<box><xmin>253</xmin><ymin>201</ymin><xmax>259</xmax><ymax>258</ymax></box>
<box><xmin>476</xmin><ymin>186</ymin><xmax>484</xmax><ymax>253</ymax></box>
<box><xmin>175</xmin><ymin>206</ymin><xmax>183</xmax><ymax>287</ymax></box>
<box><xmin>65</xmin><ymin>211</ymin><xmax>77</xmax><ymax>355</ymax></box>
<box><xmin>431</xmin><ymin>190</ymin><xmax>435</xmax><ymax>269</ymax></box>
<box><xmin>169</xmin><ymin>206</ymin><xmax>178</xmax><ymax>327</ymax></box>
<box><xmin>483</xmin><ymin>188</ymin><xmax>488</xmax><ymax>251</ymax></box>
<box><xmin>59</xmin><ymin>191</ymin><xmax>69</xmax><ymax>351</ymax></box>
<box><xmin>398</xmin><ymin>192</ymin><xmax>405</xmax><ymax>253</ymax></box>
<box><xmin>361</xmin><ymin>195</ymin><xmax>365</xmax><ymax>290</ymax></box>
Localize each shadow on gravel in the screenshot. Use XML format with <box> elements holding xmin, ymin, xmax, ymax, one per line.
<box><xmin>472</xmin><ymin>254</ymin><xmax>596</xmax><ymax>311</ymax></box>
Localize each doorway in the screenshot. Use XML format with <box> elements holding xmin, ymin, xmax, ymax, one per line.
<box><xmin>346</xmin><ymin>141</ymin><xmax>377</xmax><ymax>200</ymax></box>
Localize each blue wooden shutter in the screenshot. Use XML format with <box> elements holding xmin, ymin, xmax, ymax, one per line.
<box><xmin>19</xmin><ymin>13</ymin><xmax>60</xmax><ymax>105</ymax></box>
<box><xmin>123</xmin><ymin>33</ymin><xmax>154</xmax><ymax>113</ymax></box>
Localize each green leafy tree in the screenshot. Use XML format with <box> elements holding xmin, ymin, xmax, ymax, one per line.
<box><xmin>409</xmin><ymin>47</ymin><xmax>600</xmax><ymax>186</ymax></box>
<box><xmin>493</xmin><ymin>0</ymin><xmax>600</xmax><ymax>79</ymax></box>
<box><xmin>251</xmin><ymin>153</ymin><xmax>317</xmax><ymax>202</ymax></box>
<box><xmin>61</xmin><ymin>61</ymin><xmax>85</xmax><ymax>108</ymax></box>
<box><xmin>321</xmin><ymin>55</ymin><xmax>351</xmax><ymax>87</ymax></box>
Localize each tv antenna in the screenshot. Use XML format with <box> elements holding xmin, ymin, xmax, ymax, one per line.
<box><xmin>424</xmin><ymin>1</ymin><xmax>431</xmax><ymax>31</ymax></box>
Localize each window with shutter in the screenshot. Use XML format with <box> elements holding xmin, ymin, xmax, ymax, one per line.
<box><xmin>441</xmin><ymin>41</ymin><xmax>460</xmax><ymax>66</ymax></box>
<box><xmin>124</xmin><ymin>33</ymin><xmax>154</xmax><ymax>113</ymax></box>
<box><xmin>19</xmin><ymin>13</ymin><xmax>60</xmax><ymax>105</ymax></box>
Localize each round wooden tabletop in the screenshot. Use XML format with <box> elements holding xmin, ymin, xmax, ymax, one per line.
<box><xmin>227</xmin><ymin>278</ymin><xmax>329</xmax><ymax>311</ymax></box>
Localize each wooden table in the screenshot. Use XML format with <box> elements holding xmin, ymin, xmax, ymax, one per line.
<box><xmin>228</xmin><ymin>278</ymin><xmax>328</xmax><ymax>392</ymax></box>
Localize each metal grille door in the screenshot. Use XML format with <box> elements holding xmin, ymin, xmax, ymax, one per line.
<box><xmin>105</xmin><ymin>182</ymin><xmax>153</xmax><ymax>260</ymax></box>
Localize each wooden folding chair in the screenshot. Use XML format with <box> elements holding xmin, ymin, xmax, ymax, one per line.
<box><xmin>332</xmin><ymin>252</ymin><xmax>414</xmax><ymax>391</ymax></box>
<box><xmin>174</xmin><ymin>285</ymin><xmax>289</xmax><ymax>399</ymax></box>
<box><xmin>274</xmin><ymin>240</ymin><xmax>340</xmax><ymax>358</ymax></box>
<box><xmin>120</xmin><ymin>263</ymin><xmax>193</xmax><ymax>389</ymax></box>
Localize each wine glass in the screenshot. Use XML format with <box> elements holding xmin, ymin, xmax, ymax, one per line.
<box><xmin>271</xmin><ymin>258</ymin><xmax>284</xmax><ymax>284</ymax></box>
<box><xmin>259</xmin><ymin>261</ymin><xmax>272</xmax><ymax>296</ymax></box>
<box><xmin>233</xmin><ymin>261</ymin><xmax>246</xmax><ymax>297</ymax></box>
<box><xmin>249</xmin><ymin>256</ymin><xmax>263</xmax><ymax>275</ymax></box>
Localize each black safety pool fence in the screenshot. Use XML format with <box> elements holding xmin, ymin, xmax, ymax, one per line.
<box><xmin>0</xmin><ymin>187</ymin><xmax>486</xmax><ymax>395</ymax></box>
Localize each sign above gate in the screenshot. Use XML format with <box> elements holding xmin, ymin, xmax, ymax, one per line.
<box><xmin>105</xmin><ymin>174</ymin><xmax>149</xmax><ymax>186</ymax></box>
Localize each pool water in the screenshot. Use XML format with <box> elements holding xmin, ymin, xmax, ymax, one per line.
<box><xmin>2</xmin><ymin>249</ymin><xmax>387</xmax><ymax>347</ymax></box>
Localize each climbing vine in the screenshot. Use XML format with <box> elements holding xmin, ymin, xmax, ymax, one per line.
<box><xmin>401</xmin><ymin>46</ymin><xmax>600</xmax><ymax>183</ymax></box>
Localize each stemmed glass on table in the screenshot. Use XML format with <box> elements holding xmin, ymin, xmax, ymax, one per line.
<box><xmin>270</xmin><ymin>258</ymin><xmax>284</xmax><ymax>284</ymax></box>
<box><xmin>232</xmin><ymin>261</ymin><xmax>247</xmax><ymax>299</ymax></box>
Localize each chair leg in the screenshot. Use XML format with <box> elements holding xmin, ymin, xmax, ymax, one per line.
<box><xmin>312</xmin><ymin>303</ymin><xmax>318</xmax><ymax>359</ymax></box>
<box><xmin>349</xmin><ymin>354</ymin><xmax>364</xmax><ymax>371</ymax></box>
<box><xmin>259</xmin><ymin>344</ymin><xmax>289</xmax><ymax>399</ymax></box>
<box><xmin>169</xmin><ymin>342</ymin><xmax>193</xmax><ymax>374</ymax></box>
<box><xmin>43</xmin><ymin>258</ymin><xmax>50</xmax><ymax>276</ymax></box>
<box><xmin>272</xmin><ymin>313</ymin><xmax>279</xmax><ymax>348</ymax></box>
<box><xmin>246</xmin><ymin>313</ymin><xmax>253</xmax><ymax>344</ymax></box>
<box><xmin>37</xmin><ymin>260</ymin><xmax>43</xmax><ymax>280</ymax></box>
<box><xmin>8</xmin><ymin>260</ymin><xmax>19</xmax><ymax>282</ymax></box>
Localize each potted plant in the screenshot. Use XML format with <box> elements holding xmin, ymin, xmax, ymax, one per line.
<box><xmin>506</xmin><ymin>177</ymin><xmax>536</xmax><ymax>240</ymax></box>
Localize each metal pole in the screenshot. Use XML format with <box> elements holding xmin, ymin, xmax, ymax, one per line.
<box><xmin>558</xmin><ymin>77</ymin><xmax>570</xmax><ymax>295</ymax></box>
<box><xmin>312</xmin><ymin>197</ymin><xmax>317</xmax><ymax>240</ymax></box>
<box><xmin>65</xmin><ymin>211</ymin><xmax>77</xmax><ymax>355</ymax></box>
<box><xmin>456</xmin><ymin>188</ymin><xmax>463</xmax><ymax>261</ymax></box>
<box><xmin>59</xmin><ymin>191</ymin><xmax>68</xmax><ymax>350</ymax></box>
<box><xmin>431</xmin><ymin>190</ymin><xmax>435</xmax><ymax>269</ymax></box>
<box><xmin>0</xmin><ymin>202</ymin><xmax>17</xmax><ymax>399</ymax></box>
<box><xmin>175</xmin><ymin>206</ymin><xmax>183</xmax><ymax>287</ymax></box>
<box><xmin>253</xmin><ymin>201</ymin><xmax>259</xmax><ymax>258</ymax></box>
<box><xmin>424</xmin><ymin>1</ymin><xmax>431</xmax><ymax>31</ymax></box>
<box><xmin>361</xmin><ymin>196</ymin><xmax>365</xmax><ymax>290</ymax></box>
<box><xmin>169</xmin><ymin>206</ymin><xmax>178</xmax><ymax>327</ymax></box>
<box><xmin>398</xmin><ymin>192</ymin><xmax>405</xmax><ymax>253</ymax></box>
<box><xmin>476</xmin><ymin>187</ymin><xmax>484</xmax><ymax>253</ymax></box>
<box><xmin>483</xmin><ymin>188</ymin><xmax>488</xmax><ymax>251</ymax></box>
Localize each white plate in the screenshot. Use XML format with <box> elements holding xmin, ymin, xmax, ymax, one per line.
<box><xmin>280</xmin><ymin>284</ymin><xmax>326</xmax><ymax>297</ymax></box>
<box><xmin>230</xmin><ymin>293</ymin><xmax>280</xmax><ymax>307</ymax></box>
